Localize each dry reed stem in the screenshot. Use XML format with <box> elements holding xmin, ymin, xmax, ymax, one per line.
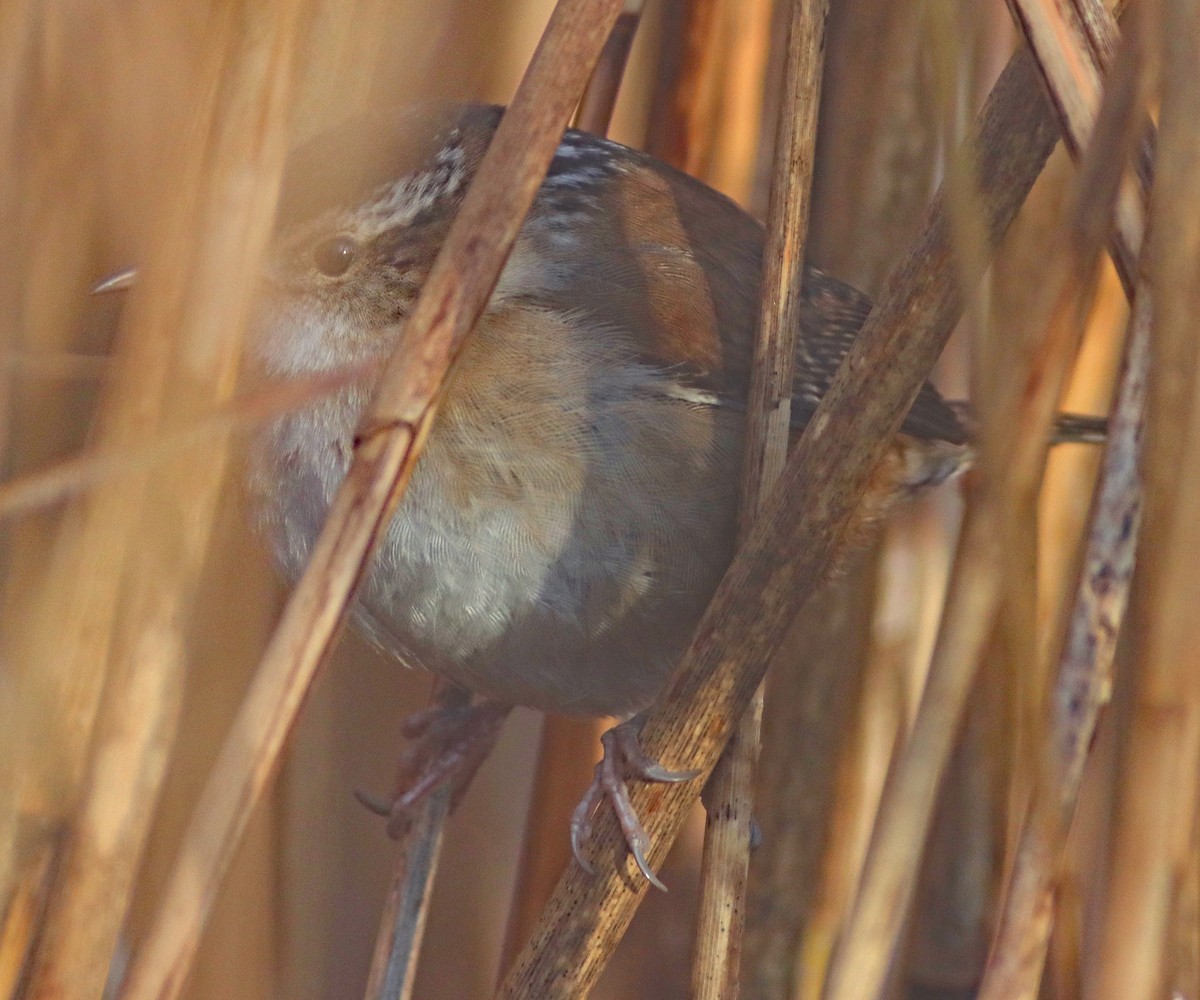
<box><xmin>1</xmin><ymin>9</ymin><xmax>185</xmax><ymax>955</ymax></box>
<box><xmin>115</xmin><ymin>3</ymin><xmax>626</xmax><ymax>998</ymax></box>
<box><xmin>976</xmin><ymin>19</ymin><xmax>1149</xmax><ymax>999</ymax></box>
<box><xmin>692</xmin><ymin>694</ymin><xmax>763</xmax><ymax>1000</ymax></box>
<box><xmin>0</xmin><ymin>5</ymin><xmax>107</xmax><ymax>980</ymax></box>
<box><xmin>0</xmin><ymin>834</ymin><xmax>57</xmax><ymax>998</ymax></box>
<box><xmin>690</xmin><ymin>0</ymin><xmax>829</xmax><ymax>996</ymax></box>
<box><xmin>575</xmin><ymin>0</ymin><xmax>644</xmax><ymax>134</ymax></box>
<box><xmin>647</xmin><ymin>0</ymin><xmax>771</xmax><ymax>204</ymax></box>
<box><xmin>499</xmin><ymin>13</ymin><xmax>639</xmax><ymax>974</ymax></box>
<box><xmin>364</xmin><ymin>681</ymin><xmax>469</xmax><ymax>1000</ymax></box>
<box><xmin>497</xmin><ymin>47</ymin><xmax>1061</xmax><ymax>1000</ymax></box>
<box><xmin>742</xmin><ymin>562</ymin><xmax>878</xmax><ymax>1000</ymax></box>
<box><xmin>498</xmin><ymin>715</ymin><xmax>603</xmax><ymax>975</ymax></box>
<box><xmin>741</xmin><ymin>7</ymin><xmax>946</xmax><ymax>994</ymax></box>
<box><xmin>981</xmin><ymin>292</ymin><xmax>1148</xmax><ymax>1000</ymax></box>
<box><xmin>23</xmin><ymin>4</ymin><xmax>307</xmax><ymax>995</ymax></box>
<box><xmin>0</xmin><ymin>0</ymin><xmax>55</xmax><ymax>963</ymax></box>
<box><xmin>736</xmin><ymin>4</ymin><xmax>827</xmax><ymax>529</ymax></box>
<box><xmin>1171</xmin><ymin>810</ymin><xmax>1200</xmax><ymax>998</ymax></box>
<box><xmin>822</xmin><ymin>22</ymin><xmax>1139</xmax><ymax>996</ymax></box>
<box><xmin>1091</xmin><ymin>2</ymin><xmax>1200</xmax><ymax>995</ymax></box>
<box><xmin>645</xmin><ymin>0</ymin><xmax>724</xmax><ymax>181</ymax></box>
<box><xmin>706</xmin><ymin>0</ymin><xmax>772</xmax><ymax>205</ymax></box>
<box><xmin>821</xmin><ymin>497</ymin><xmax>1001</xmax><ymax>1000</ymax></box>
<box><xmin>1005</xmin><ymin>0</ymin><xmax>1143</xmax><ymax>285</ymax></box>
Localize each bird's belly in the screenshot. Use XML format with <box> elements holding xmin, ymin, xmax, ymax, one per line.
<box><xmin>360</xmin><ymin>431</ymin><xmax>738</xmax><ymax>714</ymax></box>
<box><xmin>253</xmin><ymin>388</ymin><xmax>739</xmax><ymax>717</ymax></box>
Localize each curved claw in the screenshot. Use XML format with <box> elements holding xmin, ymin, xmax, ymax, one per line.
<box><xmin>570</xmin><ymin>822</ymin><xmax>597</xmax><ymax>876</ymax></box>
<box><xmin>568</xmin><ymin>718</ymin><xmax>700</xmax><ymax>891</ymax></box>
<box><xmin>360</xmin><ymin>699</ymin><xmax>512</xmax><ymax>839</ymax></box>
<box><xmin>629</xmin><ymin>838</ymin><xmax>668</xmax><ymax>893</ymax></box>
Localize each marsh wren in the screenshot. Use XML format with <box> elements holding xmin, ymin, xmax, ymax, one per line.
<box><xmin>239</xmin><ymin>103</ymin><xmax>1088</xmax><ymax>887</ymax></box>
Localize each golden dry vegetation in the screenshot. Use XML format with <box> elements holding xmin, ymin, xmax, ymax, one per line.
<box><xmin>0</xmin><ymin>1</ymin><xmax>1194</xmax><ymax>999</ymax></box>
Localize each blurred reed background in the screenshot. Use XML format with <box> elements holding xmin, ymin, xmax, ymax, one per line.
<box><xmin>0</xmin><ymin>0</ymin><xmax>1192</xmax><ymax>999</ymax></box>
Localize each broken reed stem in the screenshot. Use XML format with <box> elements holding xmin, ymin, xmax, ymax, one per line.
<box><xmin>690</xmin><ymin>0</ymin><xmax>829</xmax><ymax>996</ymax></box>
<box><xmin>822</xmin><ymin>16</ymin><xmax>1140</xmax><ymax>993</ymax></box>
<box><xmin>497</xmin><ymin>46</ymin><xmax>1062</xmax><ymax>1000</ymax></box>
<box><xmin>115</xmin><ymin>3</ymin><xmax>626</xmax><ymax>999</ymax></box>
<box><xmin>364</xmin><ymin>680</ymin><xmax>470</xmax><ymax>1000</ymax></box>
<box><xmin>976</xmin><ymin>15</ymin><xmax>1149</xmax><ymax>1000</ymax></box>
<box><xmin>1092</xmin><ymin>2</ymin><xmax>1200</xmax><ymax>995</ymax></box>
<box><xmin>736</xmin><ymin>2</ymin><xmax>827</xmax><ymax>529</ymax></box>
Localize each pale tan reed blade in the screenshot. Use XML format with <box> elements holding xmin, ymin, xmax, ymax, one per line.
<box><xmin>1091</xmin><ymin>3</ymin><xmax>1200</xmax><ymax>996</ymax></box>
<box><xmin>497</xmin><ymin>46</ymin><xmax>1063</xmax><ymax>1000</ymax></box>
<box><xmin>976</xmin><ymin>15</ymin><xmax>1150</xmax><ymax>999</ymax></box>
<box><xmin>113</xmin><ymin>3</ymin><xmax>628</xmax><ymax>999</ymax></box>
<box><xmin>0</xmin><ymin>2</ymin><xmax>303</xmax><ymax>998</ymax></box>
<box><xmin>980</xmin><ymin>289</ymin><xmax>1149</xmax><ymax>1000</ymax></box>
<box><xmin>691</xmin><ymin>0</ymin><xmax>829</xmax><ymax>996</ymax></box>
<box><xmin>23</xmin><ymin>3</ymin><xmax>308</xmax><ymax>996</ymax></box>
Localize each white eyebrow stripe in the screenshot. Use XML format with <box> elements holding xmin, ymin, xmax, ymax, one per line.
<box><xmin>355</xmin><ymin>143</ymin><xmax>468</xmax><ymax>237</ymax></box>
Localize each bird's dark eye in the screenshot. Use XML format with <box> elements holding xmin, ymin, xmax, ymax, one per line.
<box><xmin>312</xmin><ymin>235</ymin><xmax>358</xmax><ymax>277</ymax></box>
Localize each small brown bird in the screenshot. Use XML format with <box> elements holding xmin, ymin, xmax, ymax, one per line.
<box><xmin>239</xmin><ymin>103</ymin><xmax>1098</xmax><ymax>888</ymax></box>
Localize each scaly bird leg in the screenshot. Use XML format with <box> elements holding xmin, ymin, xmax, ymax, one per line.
<box><xmin>570</xmin><ymin>718</ymin><xmax>700</xmax><ymax>891</ymax></box>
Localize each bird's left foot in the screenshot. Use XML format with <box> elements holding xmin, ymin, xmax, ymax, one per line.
<box><xmin>570</xmin><ymin>718</ymin><xmax>700</xmax><ymax>891</ymax></box>
<box><xmin>357</xmin><ymin>698</ymin><xmax>512</xmax><ymax>837</ymax></box>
